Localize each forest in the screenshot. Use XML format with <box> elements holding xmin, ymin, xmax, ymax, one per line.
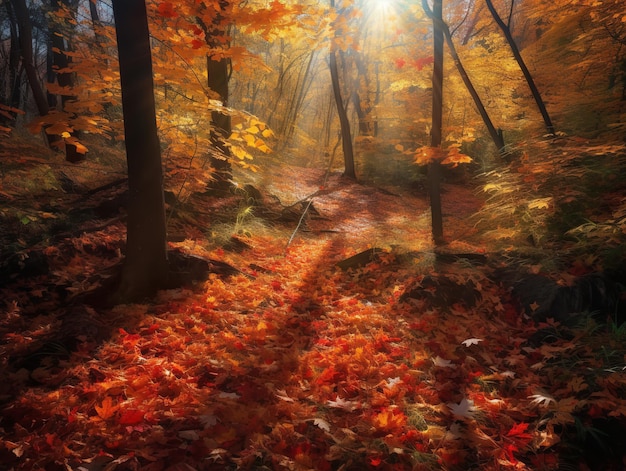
<box><xmin>1</xmin><ymin>0</ymin><xmax>626</xmax><ymax>469</ymax></box>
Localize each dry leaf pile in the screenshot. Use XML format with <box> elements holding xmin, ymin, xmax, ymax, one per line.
<box><xmin>1</xmin><ymin>168</ymin><xmax>625</xmax><ymax>471</ymax></box>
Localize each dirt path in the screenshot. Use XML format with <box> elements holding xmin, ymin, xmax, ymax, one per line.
<box><xmin>4</xmin><ymin>153</ymin><xmax>623</xmax><ymax>470</ymax></box>
<box><xmin>247</xmin><ymin>165</ymin><xmax>484</xmax><ymax>253</ymax></box>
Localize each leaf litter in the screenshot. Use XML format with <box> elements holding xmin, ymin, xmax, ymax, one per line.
<box><xmin>0</xmin><ymin>166</ymin><xmax>625</xmax><ymax>470</ymax></box>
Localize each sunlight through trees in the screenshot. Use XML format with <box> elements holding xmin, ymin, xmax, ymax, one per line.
<box><xmin>1</xmin><ymin>0</ymin><xmax>626</xmax><ymax>469</ymax></box>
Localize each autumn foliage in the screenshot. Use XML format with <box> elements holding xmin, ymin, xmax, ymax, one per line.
<box><xmin>0</xmin><ymin>155</ymin><xmax>625</xmax><ymax>469</ymax></box>
<box><xmin>1</xmin><ymin>0</ymin><xmax>626</xmax><ymax>470</ymax></box>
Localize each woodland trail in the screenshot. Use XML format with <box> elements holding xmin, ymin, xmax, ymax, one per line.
<box><xmin>249</xmin><ymin>164</ymin><xmax>483</xmax><ymax>253</ymax></box>
<box><xmin>1</xmin><ymin>156</ymin><xmax>625</xmax><ymax>470</ymax></box>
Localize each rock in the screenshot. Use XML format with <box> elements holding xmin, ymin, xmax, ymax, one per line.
<box><xmin>336</xmin><ymin>248</ymin><xmax>385</xmax><ymax>270</ymax></box>
<box><xmin>508</xmin><ymin>272</ymin><xmax>625</xmax><ymax>324</ymax></box>
<box><xmin>400</xmin><ymin>274</ymin><xmax>481</xmax><ymax>309</ymax></box>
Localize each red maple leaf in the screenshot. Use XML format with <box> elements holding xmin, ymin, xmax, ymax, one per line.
<box><xmin>394</xmin><ymin>57</ymin><xmax>406</xmax><ymax>69</ymax></box>
<box><xmin>506</xmin><ymin>422</ymin><xmax>532</xmax><ymax>441</ymax></box>
<box><xmin>414</xmin><ymin>56</ymin><xmax>434</xmax><ymax>71</ymax></box>
<box><xmin>156</xmin><ymin>2</ymin><xmax>177</xmax><ymax>18</ymax></box>
<box><xmin>118</xmin><ymin>409</ymin><xmax>144</xmax><ymax>425</ymax></box>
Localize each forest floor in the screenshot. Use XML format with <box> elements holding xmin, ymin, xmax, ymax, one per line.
<box><xmin>1</xmin><ymin>135</ymin><xmax>626</xmax><ymax>471</ymax></box>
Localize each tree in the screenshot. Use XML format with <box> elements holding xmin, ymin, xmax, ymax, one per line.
<box><xmin>112</xmin><ymin>0</ymin><xmax>168</xmax><ymax>302</ymax></box>
<box><xmin>8</xmin><ymin>0</ymin><xmax>92</xmax><ymax>155</ymax></box>
<box><xmin>88</xmin><ymin>0</ymin><xmax>108</xmax><ymax>49</ymax></box>
<box><xmin>197</xmin><ymin>0</ymin><xmax>234</xmax><ymax>194</ymax></box>
<box><xmin>423</xmin><ymin>0</ymin><xmax>505</xmax><ymax>154</ymax></box>
<box><xmin>270</xmin><ymin>46</ymin><xmax>319</xmax><ymax>146</ymax></box>
<box><xmin>484</xmin><ymin>0</ymin><xmax>555</xmax><ymax>135</ymax></box>
<box><xmin>329</xmin><ymin>49</ymin><xmax>357</xmax><ymax>179</ymax></box>
<box><xmin>352</xmin><ymin>52</ymin><xmax>377</xmax><ymax>137</ymax></box>
<box><xmin>10</xmin><ymin>0</ymin><xmax>52</xmax><ymax>140</ymax></box>
<box><xmin>2</xmin><ymin>1</ymin><xmax>22</xmax><ymax>114</ymax></box>
<box><xmin>47</xmin><ymin>0</ymin><xmax>83</xmax><ymax>162</ymax></box>
<box><xmin>329</xmin><ymin>0</ymin><xmax>356</xmax><ymax>180</ymax></box>
<box><xmin>425</xmin><ymin>0</ymin><xmax>445</xmax><ymax>245</ymax></box>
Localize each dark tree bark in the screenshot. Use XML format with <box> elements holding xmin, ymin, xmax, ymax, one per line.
<box><xmin>10</xmin><ymin>0</ymin><xmax>53</xmax><ymax>144</ymax></box>
<box><xmin>423</xmin><ymin>0</ymin><xmax>505</xmax><ymax>153</ymax></box>
<box><xmin>10</xmin><ymin>0</ymin><xmax>83</xmax><ymax>152</ymax></box>
<box><xmin>88</xmin><ymin>0</ymin><xmax>107</xmax><ymax>48</ymax></box>
<box><xmin>422</xmin><ymin>0</ymin><xmax>504</xmax><ymax>153</ymax></box>
<box><xmin>329</xmin><ymin>0</ymin><xmax>356</xmax><ymax>180</ymax></box>
<box><xmin>352</xmin><ymin>52</ymin><xmax>376</xmax><ymax>137</ymax></box>
<box><xmin>112</xmin><ymin>0</ymin><xmax>168</xmax><ymax>302</ymax></box>
<box><xmin>197</xmin><ymin>0</ymin><xmax>233</xmax><ymax>195</ymax></box>
<box><xmin>426</xmin><ymin>0</ymin><xmax>445</xmax><ymax>245</ymax></box>
<box><xmin>207</xmin><ymin>54</ymin><xmax>232</xmax><ymax>192</ymax></box>
<box><xmin>48</xmin><ymin>0</ymin><xmax>82</xmax><ymax>162</ymax></box>
<box><xmin>3</xmin><ymin>1</ymin><xmax>22</xmax><ymax>111</ymax></box>
<box><xmin>484</xmin><ymin>0</ymin><xmax>555</xmax><ymax>135</ymax></box>
<box><xmin>329</xmin><ymin>49</ymin><xmax>356</xmax><ymax>180</ymax></box>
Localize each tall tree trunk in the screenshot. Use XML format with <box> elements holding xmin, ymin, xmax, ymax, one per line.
<box><xmin>112</xmin><ymin>0</ymin><xmax>168</xmax><ymax>302</ymax></box>
<box><xmin>266</xmin><ymin>39</ymin><xmax>285</xmax><ymax>131</ymax></box>
<box><xmin>426</xmin><ymin>0</ymin><xmax>445</xmax><ymax>245</ymax></box>
<box><xmin>48</xmin><ymin>0</ymin><xmax>82</xmax><ymax>162</ymax></box>
<box><xmin>198</xmin><ymin>0</ymin><xmax>233</xmax><ymax>195</ymax></box>
<box><xmin>283</xmin><ymin>50</ymin><xmax>317</xmax><ymax>144</ymax></box>
<box><xmin>4</xmin><ymin>1</ymin><xmax>22</xmax><ymax>111</ymax></box>
<box><xmin>352</xmin><ymin>52</ymin><xmax>376</xmax><ymax>137</ymax></box>
<box><xmin>423</xmin><ymin>0</ymin><xmax>505</xmax><ymax>153</ymax></box>
<box><xmin>485</xmin><ymin>0</ymin><xmax>555</xmax><ymax>135</ymax></box>
<box><xmin>329</xmin><ymin>49</ymin><xmax>356</xmax><ymax>179</ymax></box>
<box><xmin>207</xmin><ymin>53</ymin><xmax>232</xmax><ymax>192</ymax></box>
<box><xmin>10</xmin><ymin>0</ymin><xmax>54</xmax><ymax>145</ymax></box>
<box><xmin>88</xmin><ymin>0</ymin><xmax>108</xmax><ymax>48</ymax></box>
<box><xmin>329</xmin><ymin>0</ymin><xmax>356</xmax><ymax>180</ymax></box>
<box><xmin>268</xmin><ymin>47</ymin><xmax>318</xmax><ymax>149</ymax></box>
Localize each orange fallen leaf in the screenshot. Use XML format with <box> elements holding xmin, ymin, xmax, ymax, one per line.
<box><xmin>118</xmin><ymin>409</ymin><xmax>145</xmax><ymax>425</ymax></box>
<box><xmin>95</xmin><ymin>396</ymin><xmax>118</xmax><ymax>420</ymax></box>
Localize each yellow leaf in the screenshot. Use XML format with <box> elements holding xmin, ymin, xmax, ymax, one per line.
<box><xmin>483</xmin><ymin>183</ymin><xmax>502</xmax><ymax>192</ymax></box>
<box><xmin>243</xmin><ymin>134</ymin><xmax>256</xmax><ymax>146</ymax></box>
<box><xmin>528</xmin><ymin>198</ymin><xmax>552</xmax><ymax>210</ymax></box>
<box><xmin>231</xmin><ymin>145</ymin><xmax>251</xmax><ymax>160</ymax></box>
<box><xmin>254</xmin><ymin>139</ymin><xmax>271</xmax><ymax>153</ymax></box>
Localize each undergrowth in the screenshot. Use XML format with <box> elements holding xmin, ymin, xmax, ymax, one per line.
<box><xmin>473</xmin><ymin>137</ymin><xmax>626</xmax><ymax>273</ymax></box>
